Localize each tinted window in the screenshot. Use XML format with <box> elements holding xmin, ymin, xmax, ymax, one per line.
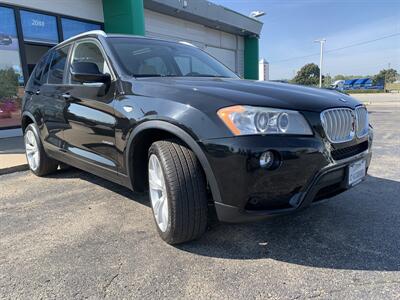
<box><xmin>107</xmin><ymin>37</ymin><xmax>238</xmax><ymax>78</ymax></box>
<box><xmin>31</xmin><ymin>53</ymin><xmax>49</xmax><ymax>85</ymax></box>
<box><xmin>41</xmin><ymin>53</ymin><xmax>51</xmax><ymax>83</ymax></box>
<box><xmin>139</xmin><ymin>57</ymin><xmax>167</xmax><ymax>75</ymax></box>
<box><xmin>48</xmin><ymin>45</ymin><xmax>70</xmax><ymax>84</ymax></box>
<box><xmin>175</xmin><ymin>55</ymin><xmax>219</xmax><ymax>76</ymax></box>
<box><xmin>20</xmin><ymin>11</ymin><xmax>58</xmax><ymax>44</ymax></box>
<box><xmin>61</xmin><ymin>18</ymin><xmax>101</xmax><ymax>40</ymax></box>
<box><xmin>69</xmin><ymin>41</ymin><xmax>110</xmax><ymax>84</ymax></box>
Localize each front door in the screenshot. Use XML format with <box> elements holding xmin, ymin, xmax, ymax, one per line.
<box><xmin>62</xmin><ymin>39</ymin><xmax>118</xmax><ymax>173</ymax></box>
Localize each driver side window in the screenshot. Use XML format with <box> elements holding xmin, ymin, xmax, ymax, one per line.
<box><xmin>69</xmin><ymin>41</ymin><xmax>110</xmax><ymax>84</ymax></box>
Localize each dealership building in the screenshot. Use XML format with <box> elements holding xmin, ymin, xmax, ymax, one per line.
<box><xmin>0</xmin><ymin>0</ymin><xmax>263</xmax><ymax>136</ymax></box>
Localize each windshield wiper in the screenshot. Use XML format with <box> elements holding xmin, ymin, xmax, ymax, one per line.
<box><xmin>184</xmin><ymin>74</ymin><xmax>230</xmax><ymax>78</ymax></box>
<box><xmin>132</xmin><ymin>74</ymin><xmax>179</xmax><ymax>78</ymax></box>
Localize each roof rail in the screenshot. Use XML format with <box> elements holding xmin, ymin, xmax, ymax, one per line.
<box><xmin>60</xmin><ymin>30</ymin><xmax>107</xmax><ymax>45</ymax></box>
<box><xmin>179</xmin><ymin>41</ymin><xmax>197</xmax><ymax>48</ymax></box>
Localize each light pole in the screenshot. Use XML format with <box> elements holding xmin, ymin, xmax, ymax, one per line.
<box><xmin>314</xmin><ymin>38</ymin><xmax>326</xmax><ymax>88</ymax></box>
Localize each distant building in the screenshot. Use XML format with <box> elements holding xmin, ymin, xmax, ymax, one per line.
<box><xmin>259</xmin><ymin>58</ymin><xmax>269</xmax><ymax>81</ymax></box>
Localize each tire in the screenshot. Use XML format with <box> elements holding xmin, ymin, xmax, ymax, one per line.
<box><xmin>148</xmin><ymin>140</ymin><xmax>208</xmax><ymax>244</ymax></box>
<box><xmin>24</xmin><ymin>123</ymin><xmax>59</xmax><ymax>176</ymax></box>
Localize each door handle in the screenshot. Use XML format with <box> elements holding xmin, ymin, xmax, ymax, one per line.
<box><xmin>35</xmin><ymin>89</ymin><xmax>40</xmax><ymax>95</ymax></box>
<box><xmin>62</xmin><ymin>93</ymin><xmax>71</xmax><ymax>100</ymax></box>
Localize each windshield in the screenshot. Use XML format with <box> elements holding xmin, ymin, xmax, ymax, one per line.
<box><xmin>107</xmin><ymin>37</ymin><xmax>239</xmax><ymax>79</ymax></box>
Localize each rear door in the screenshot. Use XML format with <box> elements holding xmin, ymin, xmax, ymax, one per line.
<box><xmin>34</xmin><ymin>45</ymin><xmax>71</xmax><ymax>150</ymax></box>
<box><xmin>61</xmin><ymin>38</ymin><xmax>118</xmax><ymax>174</ymax></box>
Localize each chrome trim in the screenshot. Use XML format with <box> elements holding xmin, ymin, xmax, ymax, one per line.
<box><xmin>321</xmin><ymin>108</ymin><xmax>355</xmax><ymax>143</ymax></box>
<box><xmin>59</xmin><ymin>30</ymin><xmax>107</xmax><ymax>47</ymax></box>
<box><xmin>355</xmin><ymin>106</ymin><xmax>369</xmax><ymax>138</ymax></box>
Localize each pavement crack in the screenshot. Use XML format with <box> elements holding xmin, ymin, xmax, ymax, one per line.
<box><xmin>102</xmin><ymin>209</ymin><xmax>127</xmax><ymax>298</ymax></box>
<box><xmin>102</xmin><ymin>262</ymin><xmax>122</xmax><ymax>298</ymax></box>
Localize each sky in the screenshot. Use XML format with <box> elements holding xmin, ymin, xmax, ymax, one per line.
<box><xmin>211</xmin><ymin>0</ymin><xmax>400</xmax><ymax>80</ymax></box>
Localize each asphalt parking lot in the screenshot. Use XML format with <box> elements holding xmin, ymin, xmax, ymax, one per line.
<box><xmin>1</xmin><ymin>101</ymin><xmax>400</xmax><ymax>299</ymax></box>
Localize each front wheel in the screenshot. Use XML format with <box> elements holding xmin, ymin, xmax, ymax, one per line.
<box><xmin>24</xmin><ymin>123</ymin><xmax>59</xmax><ymax>176</ymax></box>
<box><xmin>148</xmin><ymin>140</ymin><xmax>208</xmax><ymax>244</ymax></box>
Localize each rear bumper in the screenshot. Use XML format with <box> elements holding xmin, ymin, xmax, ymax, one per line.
<box><xmin>200</xmin><ymin>134</ymin><xmax>372</xmax><ymax>223</ymax></box>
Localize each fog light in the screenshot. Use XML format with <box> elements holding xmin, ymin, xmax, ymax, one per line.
<box><xmin>260</xmin><ymin>151</ymin><xmax>274</xmax><ymax>168</ymax></box>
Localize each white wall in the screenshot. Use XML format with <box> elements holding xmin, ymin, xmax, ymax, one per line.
<box><xmin>144</xmin><ymin>9</ymin><xmax>244</xmax><ymax>76</ymax></box>
<box><xmin>259</xmin><ymin>60</ymin><xmax>269</xmax><ymax>81</ymax></box>
<box><xmin>1</xmin><ymin>0</ymin><xmax>104</xmax><ymax>22</ymax></box>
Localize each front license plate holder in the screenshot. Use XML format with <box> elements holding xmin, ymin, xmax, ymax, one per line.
<box><xmin>348</xmin><ymin>159</ymin><xmax>366</xmax><ymax>187</ymax></box>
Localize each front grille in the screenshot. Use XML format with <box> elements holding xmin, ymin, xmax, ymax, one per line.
<box><xmin>355</xmin><ymin>106</ymin><xmax>369</xmax><ymax>138</ymax></box>
<box><xmin>321</xmin><ymin>108</ymin><xmax>355</xmax><ymax>143</ymax></box>
<box><xmin>331</xmin><ymin>141</ymin><xmax>368</xmax><ymax>160</ymax></box>
<box><xmin>321</xmin><ymin>106</ymin><xmax>369</xmax><ymax>143</ymax></box>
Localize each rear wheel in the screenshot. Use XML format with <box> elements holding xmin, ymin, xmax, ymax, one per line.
<box><xmin>24</xmin><ymin>123</ymin><xmax>59</xmax><ymax>176</ymax></box>
<box><xmin>148</xmin><ymin>140</ymin><xmax>208</xmax><ymax>244</ymax></box>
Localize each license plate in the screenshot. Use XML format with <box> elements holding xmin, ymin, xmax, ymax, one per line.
<box><xmin>348</xmin><ymin>159</ymin><xmax>366</xmax><ymax>186</ymax></box>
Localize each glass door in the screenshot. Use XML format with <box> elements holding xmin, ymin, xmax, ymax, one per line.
<box><xmin>0</xmin><ymin>6</ymin><xmax>24</xmax><ymax>129</ymax></box>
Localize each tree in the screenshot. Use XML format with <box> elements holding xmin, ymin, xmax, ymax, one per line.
<box><xmin>0</xmin><ymin>68</ymin><xmax>18</xmax><ymax>98</ymax></box>
<box><xmin>373</xmin><ymin>68</ymin><xmax>398</xmax><ymax>85</ymax></box>
<box><xmin>292</xmin><ymin>63</ymin><xmax>321</xmax><ymax>86</ymax></box>
<box><xmin>333</xmin><ymin>74</ymin><xmax>346</xmax><ymax>81</ymax></box>
<box><xmin>324</xmin><ymin>74</ymin><xmax>333</xmax><ymax>86</ymax></box>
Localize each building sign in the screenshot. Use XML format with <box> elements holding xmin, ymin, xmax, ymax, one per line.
<box><xmin>20</xmin><ymin>10</ymin><xmax>58</xmax><ymax>44</ymax></box>
<box><xmin>62</xmin><ymin>18</ymin><xmax>101</xmax><ymax>40</ymax></box>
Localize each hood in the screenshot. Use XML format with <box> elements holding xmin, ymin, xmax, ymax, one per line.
<box><xmin>129</xmin><ymin>77</ymin><xmax>361</xmax><ymax>113</ymax></box>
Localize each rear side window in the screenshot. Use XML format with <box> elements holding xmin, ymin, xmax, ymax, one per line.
<box><xmin>48</xmin><ymin>45</ymin><xmax>70</xmax><ymax>84</ymax></box>
<box><xmin>41</xmin><ymin>53</ymin><xmax>51</xmax><ymax>83</ymax></box>
<box><xmin>31</xmin><ymin>53</ymin><xmax>50</xmax><ymax>85</ymax></box>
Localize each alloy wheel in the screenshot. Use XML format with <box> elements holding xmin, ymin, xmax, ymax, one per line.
<box><xmin>148</xmin><ymin>154</ymin><xmax>169</xmax><ymax>232</ymax></box>
<box><xmin>25</xmin><ymin>130</ymin><xmax>39</xmax><ymax>171</ymax></box>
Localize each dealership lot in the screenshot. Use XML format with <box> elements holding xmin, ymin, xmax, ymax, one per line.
<box><xmin>1</xmin><ymin>101</ymin><xmax>399</xmax><ymax>299</ymax></box>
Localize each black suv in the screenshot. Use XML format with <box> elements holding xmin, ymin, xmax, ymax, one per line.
<box><xmin>22</xmin><ymin>30</ymin><xmax>372</xmax><ymax>244</ymax></box>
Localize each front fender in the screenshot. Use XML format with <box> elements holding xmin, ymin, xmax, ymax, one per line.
<box><xmin>125</xmin><ymin>120</ymin><xmax>222</xmax><ymax>204</ymax></box>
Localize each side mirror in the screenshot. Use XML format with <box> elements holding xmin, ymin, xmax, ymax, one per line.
<box><xmin>71</xmin><ymin>62</ymin><xmax>111</xmax><ymax>85</ymax></box>
<box><xmin>71</xmin><ymin>71</ymin><xmax>111</xmax><ymax>85</ymax></box>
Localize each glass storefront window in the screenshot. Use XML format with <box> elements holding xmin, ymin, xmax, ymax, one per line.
<box><xmin>61</xmin><ymin>18</ymin><xmax>101</xmax><ymax>40</ymax></box>
<box><xmin>0</xmin><ymin>6</ymin><xmax>24</xmax><ymax>129</ymax></box>
<box><xmin>20</xmin><ymin>10</ymin><xmax>58</xmax><ymax>44</ymax></box>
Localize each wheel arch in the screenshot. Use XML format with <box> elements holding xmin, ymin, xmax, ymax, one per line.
<box><xmin>21</xmin><ymin>112</ymin><xmax>36</xmax><ymax>132</ymax></box>
<box><xmin>126</xmin><ymin>121</ymin><xmax>222</xmax><ymax>204</ymax></box>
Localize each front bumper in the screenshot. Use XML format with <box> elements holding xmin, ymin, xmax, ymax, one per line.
<box><xmin>200</xmin><ymin>133</ymin><xmax>372</xmax><ymax>223</ymax></box>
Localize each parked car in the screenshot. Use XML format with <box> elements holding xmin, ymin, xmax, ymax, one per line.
<box><xmin>330</xmin><ymin>80</ymin><xmax>344</xmax><ymax>90</ymax></box>
<box><xmin>342</xmin><ymin>79</ymin><xmax>358</xmax><ymax>90</ymax></box>
<box><xmin>0</xmin><ymin>33</ymin><xmax>12</xmax><ymax>46</ymax></box>
<box><xmin>0</xmin><ymin>100</ymin><xmax>16</xmax><ymax>119</ymax></box>
<box><xmin>22</xmin><ymin>31</ymin><xmax>373</xmax><ymax>244</ymax></box>
<box><xmin>0</xmin><ymin>108</ymin><xmax>11</xmax><ymax>119</ymax></box>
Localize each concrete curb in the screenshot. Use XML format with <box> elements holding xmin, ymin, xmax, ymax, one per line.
<box><xmin>0</xmin><ymin>164</ymin><xmax>29</xmax><ymax>176</ymax></box>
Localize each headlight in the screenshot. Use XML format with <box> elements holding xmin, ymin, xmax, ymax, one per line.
<box><xmin>217</xmin><ymin>105</ymin><xmax>312</xmax><ymax>136</ymax></box>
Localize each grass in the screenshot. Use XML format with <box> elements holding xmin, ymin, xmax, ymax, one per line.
<box><xmin>346</xmin><ymin>89</ymin><xmax>385</xmax><ymax>94</ymax></box>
